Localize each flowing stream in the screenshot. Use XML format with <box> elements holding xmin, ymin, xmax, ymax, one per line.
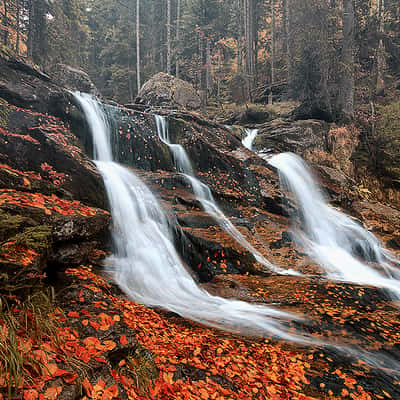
<box><xmin>73</xmin><ymin>92</ymin><xmax>313</xmax><ymax>341</ymax></box>
<box><xmin>242</xmin><ymin>128</ymin><xmax>259</xmax><ymax>151</ymax></box>
<box><xmin>154</xmin><ymin>115</ymin><xmax>296</xmax><ymax>275</ymax></box>
<box><xmin>239</xmin><ymin>126</ymin><xmax>400</xmax><ymax>296</ymax></box>
<box><xmin>73</xmin><ymin>93</ymin><xmax>400</xmax><ymax>373</ymax></box>
<box><xmin>269</xmin><ymin>152</ymin><xmax>400</xmax><ymax>297</ymax></box>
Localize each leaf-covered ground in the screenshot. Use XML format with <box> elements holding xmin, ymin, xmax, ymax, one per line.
<box><xmin>2</xmin><ymin>264</ymin><xmax>400</xmax><ymax>399</ymax></box>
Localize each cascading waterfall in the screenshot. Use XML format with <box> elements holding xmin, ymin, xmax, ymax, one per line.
<box><xmin>154</xmin><ymin>115</ymin><xmax>295</xmax><ymax>275</ymax></box>
<box><xmin>269</xmin><ymin>152</ymin><xmax>400</xmax><ymax>297</ymax></box>
<box><xmin>73</xmin><ymin>92</ymin><xmax>314</xmax><ymax>341</ymax></box>
<box><xmin>73</xmin><ymin>93</ymin><xmax>400</xmax><ymax>374</ymax></box>
<box><xmin>242</xmin><ymin>128</ymin><xmax>259</xmax><ymax>151</ymax></box>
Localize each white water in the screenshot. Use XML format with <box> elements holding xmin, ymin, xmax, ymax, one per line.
<box><xmin>73</xmin><ymin>94</ymin><xmax>400</xmax><ymax>373</ymax></box>
<box><xmin>269</xmin><ymin>152</ymin><xmax>400</xmax><ymax>297</ymax></box>
<box><xmin>154</xmin><ymin>115</ymin><xmax>296</xmax><ymax>275</ymax></box>
<box><xmin>242</xmin><ymin>128</ymin><xmax>259</xmax><ymax>151</ymax></box>
<box><xmin>74</xmin><ymin>92</ymin><xmax>314</xmax><ymax>341</ymax></box>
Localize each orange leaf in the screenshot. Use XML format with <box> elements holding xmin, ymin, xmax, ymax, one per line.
<box><xmin>44</xmin><ymin>386</ymin><xmax>62</xmax><ymax>400</ymax></box>
<box><xmin>24</xmin><ymin>389</ymin><xmax>39</xmax><ymax>400</ymax></box>
<box><xmin>199</xmin><ymin>389</ymin><xmax>209</xmax><ymax>399</ymax></box>
<box><xmin>89</xmin><ymin>321</ymin><xmax>100</xmax><ymax>330</ymax></box>
<box><xmin>120</xmin><ymin>335</ymin><xmax>128</xmax><ymax>345</ymax></box>
<box><xmin>68</xmin><ymin>311</ymin><xmax>79</xmax><ymax>318</ymax></box>
<box><xmin>103</xmin><ymin>340</ymin><xmax>117</xmax><ymax>351</ymax></box>
<box><xmin>82</xmin><ymin>378</ymin><xmax>93</xmax><ymax>397</ymax></box>
<box><xmin>83</xmin><ymin>337</ymin><xmax>101</xmax><ymax>347</ymax></box>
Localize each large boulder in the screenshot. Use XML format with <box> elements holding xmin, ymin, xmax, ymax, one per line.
<box><xmin>253</xmin><ymin>118</ymin><xmax>330</xmax><ymax>156</ymax></box>
<box><xmin>136</xmin><ymin>72</ymin><xmax>201</xmax><ymax>110</ymax></box>
<box><xmin>0</xmin><ymin>47</ymin><xmax>71</xmax><ymax>117</ymax></box>
<box><xmin>49</xmin><ymin>63</ymin><xmax>98</xmax><ymax>95</ymax></box>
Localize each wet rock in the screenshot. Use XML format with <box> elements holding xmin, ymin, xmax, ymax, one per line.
<box><xmin>0</xmin><ymin>106</ymin><xmax>107</xmax><ymax>209</ymax></box>
<box><xmin>50</xmin><ymin>241</ymin><xmax>98</xmax><ymax>267</ymax></box>
<box><xmin>52</xmin><ymin>212</ymin><xmax>110</xmax><ymax>242</ymax></box>
<box><xmin>136</xmin><ymin>72</ymin><xmax>201</xmax><ymax>110</ymax></box>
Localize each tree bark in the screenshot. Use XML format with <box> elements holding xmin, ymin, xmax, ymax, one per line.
<box><xmin>136</xmin><ymin>0</ymin><xmax>141</xmax><ymax>92</ymax></box>
<box><xmin>175</xmin><ymin>0</ymin><xmax>181</xmax><ymax>77</ymax></box>
<box><xmin>166</xmin><ymin>0</ymin><xmax>171</xmax><ymax>75</ymax></box>
<box><xmin>237</xmin><ymin>0</ymin><xmax>243</xmax><ymax>72</ymax></box>
<box><xmin>283</xmin><ymin>0</ymin><xmax>292</xmax><ymax>98</ymax></box>
<box><xmin>340</xmin><ymin>0</ymin><xmax>355</xmax><ymax>119</ymax></box>
<box><xmin>269</xmin><ymin>0</ymin><xmax>276</xmax><ymax>104</ymax></box>
<box><xmin>2</xmin><ymin>0</ymin><xmax>9</xmax><ymax>46</ymax></box>
<box><xmin>16</xmin><ymin>0</ymin><xmax>20</xmax><ymax>54</ymax></box>
<box><xmin>244</xmin><ymin>0</ymin><xmax>255</xmax><ymax>101</ymax></box>
<box><xmin>375</xmin><ymin>0</ymin><xmax>385</xmax><ymax>96</ymax></box>
<box><xmin>27</xmin><ymin>0</ymin><xmax>48</xmax><ymax>65</ymax></box>
<box><xmin>206</xmin><ymin>38</ymin><xmax>212</xmax><ymax>93</ymax></box>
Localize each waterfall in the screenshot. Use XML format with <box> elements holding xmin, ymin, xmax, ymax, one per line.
<box><xmin>242</xmin><ymin>128</ymin><xmax>259</xmax><ymax>151</ymax></box>
<box><xmin>154</xmin><ymin>115</ymin><xmax>296</xmax><ymax>275</ymax></box>
<box><xmin>269</xmin><ymin>152</ymin><xmax>400</xmax><ymax>297</ymax></box>
<box><xmin>73</xmin><ymin>94</ymin><xmax>400</xmax><ymax>373</ymax></box>
<box><xmin>73</xmin><ymin>92</ymin><xmax>313</xmax><ymax>341</ymax></box>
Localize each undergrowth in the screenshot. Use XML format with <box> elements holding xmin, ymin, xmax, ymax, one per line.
<box><xmin>0</xmin><ymin>290</ymin><xmax>59</xmax><ymax>398</ymax></box>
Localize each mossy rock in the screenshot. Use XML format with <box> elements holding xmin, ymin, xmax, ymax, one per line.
<box><xmin>11</xmin><ymin>225</ymin><xmax>53</xmax><ymax>254</ymax></box>
<box><xmin>0</xmin><ymin>210</ymin><xmax>37</xmax><ymax>242</ymax></box>
<box><xmin>0</xmin><ymin>100</ymin><xmax>12</xmax><ymax>129</ymax></box>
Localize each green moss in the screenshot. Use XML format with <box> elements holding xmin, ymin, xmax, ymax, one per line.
<box><xmin>0</xmin><ymin>211</ymin><xmax>32</xmax><ymax>242</ymax></box>
<box><xmin>12</xmin><ymin>225</ymin><xmax>53</xmax><ymax>254</ymax></box>
<box><xmin>0</xmin><ymin>100</ymin><xmax>12</xmax><ymax>130</ymax></box>
<box><xmin>118</xmin><ymin>345</ymin><xmax>158</xmax><ymax>395</ymax></box>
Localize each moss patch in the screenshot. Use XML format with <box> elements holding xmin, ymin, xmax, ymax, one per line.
<box><xmin>11</xmin><ymin>225</ymin><xmax>53</xmax><ymax>254</ymax></box>
<box><xmin>0</xmin><ymin>210</ymin><xmax>35</xmax><ymax>242</ymax></box>
<box><xmin>0</xmin><ymin>99</ymin><xmax>12</xmax><ymax>129</ymax></box>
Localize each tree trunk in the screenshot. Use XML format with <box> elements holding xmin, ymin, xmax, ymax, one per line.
<box><xmin>244</xmin><ymin>0</ymin><xmax>255</xmax><ymax>101</ymax></box>
<box><xmin>175</xmin><ymin>0</ymin><xmax>181</xmax><ymax>77</ymax></box>
<box><xmin>199</xmin><ymin>35</ymin><xmax>207</xmax><ymax>106</ymax></box>
<box><xmin>26</xmin><ymin>0</ymin><xmax>48</xmax><ymax>65</ymax></box>
<box><xmin>375</xmin><ymin>0</ymin><xmax>385</xmax><ymax>96</ymax></box>
<box><xmin>283</xmin><ymin>0</ymin><xmax>292</xmax><ymax>98</ymax></box>
<box><xmin>206</xmin><ymin>39</ymin><xmax>212</xmax><ymax>94</ymax></box>
<box><xmin>217</xmin><ymin>49</ymin><xmax>222</xmax><ymax>100</ymax></box>
<box><xmin>136</xmin><ymin>0</ymin><xmax>141</xmax><ymax>93</ymax></box>
<box><xmin>237</xmin><ymin>0</ymin><xmax>243</xmax><ymax>72</ymax></box>
<box><xmin>269</xmin><ymin>0</ymin><xmax>276</xmax><ymax>104</ymax></box>
<box><xmin>166</xmin><ymin>0</ymin><xmax>171</xmax><ymax>75</ymax></box>
<box><xmin>2</xmin><ymin>0</ymin><xmax>9</xmax><ymax>46</ymax></box>
<box><xmin>16</xmin><ymin>0</ymin><xmax>20</xmax><ymax>54</ymax></box>
<box><xmin>340</xmin><ymin>0</ymin><xmax>355</xmax><ymax>119</ymax></box>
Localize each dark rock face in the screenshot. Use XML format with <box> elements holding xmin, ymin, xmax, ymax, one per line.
<box><xmin>223</xmin><ymin>108</ymin><xmax>272</xmax><ymax>125</ymax></box>
<box><xmin>0</xmin><ymin>106</ymin><xmax>107</xmax><ymax>209</ymax></box>
<box><xmin>49</xmin><ymin>63</ymin><xmax>98</xmax><ymax>94</ymax></box>
<box><xmin>0</xmin><ymin>48</ymin><xmax>71</xmax><ymax>117</ymax></box>
<box><xmin>254</xmin><ymin>118</ymin><xmax>330</xmax><ymax>156</ymax></box>
<box><xmin>0</xmin><ymin>51</ymin><xmax>110</xmax><ymax>300</ymax></box>
<box><xmin>136</xmin><ymin>72</ymin><xmax>201</xmax><ymax>110</ymax></box>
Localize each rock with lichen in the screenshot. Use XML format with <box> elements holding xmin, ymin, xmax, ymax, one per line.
<box><xmin>136</xmin><ymin>72</ymin><xmax>201</xmax><ymax>110</ymax></box>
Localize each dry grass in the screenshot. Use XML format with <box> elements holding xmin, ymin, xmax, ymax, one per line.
<box><xmin>0</xmin><ymin>290</ymin><xmax>59</xmax><ymax>398</ymax></box>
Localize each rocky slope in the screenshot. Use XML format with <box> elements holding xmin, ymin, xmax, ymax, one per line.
<box><xmin>0</xmin><ymin>51</ymin><xmax>400</xmax><ymax>400</ymax></box>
